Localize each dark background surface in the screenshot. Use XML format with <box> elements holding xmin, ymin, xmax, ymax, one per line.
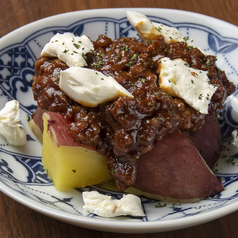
<box><xmin>1</xmin><ymin>0</ymin><xmax>238</xmax><ymax>237</ymax></box>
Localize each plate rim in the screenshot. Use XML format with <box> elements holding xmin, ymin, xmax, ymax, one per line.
<box><xmin>1</xmin><ymin>7</ymin><xmax>238</xmax><ymax>233</ymax></box>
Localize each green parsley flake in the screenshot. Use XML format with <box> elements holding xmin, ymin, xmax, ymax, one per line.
<box><xmin>94</xmin><ymin>59</ymin><xmax>104</xmax><ymax>69</ymax></box>
<box><xmin>73</xmin><ymin>43</ymin><xmax>80</xmax><ymax>49</ymax></box>
<box><xmin>82</xmin><ymin>53</ymin><xmax>87</xmax><ymax>60</ymax></box>
<box><xmin>55</xmin><ymin>74</ymin><xmax>59</xmax><ymax>83</ymax></box>
<box><xmin>126</xmin><ymin>54</ymin><xmax>138</xmax><ymax>66</ymax></box>
<box><xmin>26</xmin><ymin>114</ymin><xmax>31</xmax><ymax>122</ymax></box>
<box><xmin>155</xmin><ymin>202</ymin><xmax>166</xmax><ymax>208</ymax></box>
<box><xmin>183</xmin><ymin>36</ymin><xmax>190</xmax><ymax>43</ymax></box>
<box><xmin>122</xmin><ymin>46</ymin><xmax>129</xmax><ymax>52</ymax></box>
<box><xmin>157</xmin><ymin>27</ymin><xmax>162</xmax><ymax>32</ymax></box>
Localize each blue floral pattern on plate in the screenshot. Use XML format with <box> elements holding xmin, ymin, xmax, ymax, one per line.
<box><xmin>0</xmin><ymin>9</ymin><xmax>238</xmax><ymax>232</ymax></box>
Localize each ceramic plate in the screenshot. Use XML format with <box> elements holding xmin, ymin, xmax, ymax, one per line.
<box><xmin>1</xmin><ymin>8</ymin><xmax>238</xmax><ymax>233</ymax></box>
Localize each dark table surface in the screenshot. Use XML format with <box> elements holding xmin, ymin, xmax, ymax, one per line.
<box><xmin>1</xmin><ymin>0</ymin><xmax>238</xmax><ymax>237</ymax></box>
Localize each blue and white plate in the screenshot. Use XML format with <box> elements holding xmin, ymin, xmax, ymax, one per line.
<box><xmin>1</xmin><ymin>8</ymin><xmax>238</xmax><ymax>233</ymax></box>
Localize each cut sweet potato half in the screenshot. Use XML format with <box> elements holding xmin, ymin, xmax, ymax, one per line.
<box><xmin>131</xmin><ymin>130</ymin><xmax>224</xmax><ymax>201</ymax></box>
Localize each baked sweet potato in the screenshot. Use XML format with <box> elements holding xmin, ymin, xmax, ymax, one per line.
<box><xmin>132</xmin><ymin>129</ymin><xmax>223</xmax><ymax>201</ymax></box>
<box><xmin>188</xmin><ymin>114</ymin><xmax>221</xmax><ymax>168</ymax></box>
<box><xmin>31</xmin><ymin>107</ymin><xmax>223</xmax><ymax>200</ymax></box>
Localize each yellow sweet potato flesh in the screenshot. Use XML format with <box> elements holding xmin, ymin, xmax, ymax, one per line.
<box><xmin>42</xmin><ymin>113</ymin><xmax>112</xmax><ymax>191</ymax></box>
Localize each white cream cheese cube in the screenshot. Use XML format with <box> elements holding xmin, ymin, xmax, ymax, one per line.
<box><xmin>126</xmin><ymin>10</ymin><xmax>194</xmax><ymax>46</ymax></box>
<box><xmin>41</xmin><ymin>33</ymin><xmax>94</xmax><ymax>67</ymax></box>
<box><xmin>158</xmin><ymin>57</ymin><xmax>217</xmax><ymax>114</ymax></box>
<box><xmin>82</xmin><ymin>191</ymin><xmax>145</xmax><ymax>217</ymax></box>
<box><xmin>59</xmin><ymin>67</ymin><xmax>133</xmax><ymax>107</ymax></box>
<box><xmin>0</xmin><ymin>100</ymin><xmax>26</xmax><ymax>146</ymax></box>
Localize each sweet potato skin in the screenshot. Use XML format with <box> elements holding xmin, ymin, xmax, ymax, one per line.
<box><xmin>188</xmin><ymin>114</ymin><xmax>221</xmax><ymax>168</ymax></box>
<box><xmin>133</xmin><ymin>130</ymin><xmax>224</xmax><ymax>200</ymax></box>
<box><xmin>32</xmin><ymin>107</ymin><xmax>223</xmax><ymax>200</ymax></box>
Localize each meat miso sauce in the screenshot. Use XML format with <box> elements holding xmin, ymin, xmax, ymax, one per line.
<box><xmin>32</xmin><ymin>11</ymin><xmax>235</xmax><ymax>201</ymax></box>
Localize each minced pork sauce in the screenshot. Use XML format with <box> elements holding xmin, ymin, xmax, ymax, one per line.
<box><xmin>32</xmin><ymin>34</ymin><xmax>235</xmax><ymax>191</ymax></box>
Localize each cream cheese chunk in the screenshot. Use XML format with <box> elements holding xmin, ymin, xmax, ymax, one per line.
<box><xmin>0</xmin><ymin>100</ymin><xmax>27</xmax><ymax>146</ymax></box>
<box><xmin>59</xmin><ymin>67</ymin><xmax>133</xmax><ymax>107</ymax></box>
<box><xmin>126</xmin><ymin>10</ymin><xmax>194</xmax><ymax>45</ymax></box>
<box><xmin>232</xmin><ymin>130</ymin><xmax>238</xmax><ymax>147</ymax></box>
<box><xmin>158</xmin><ymin>57</ymin><xmax>217</xmax><ymax>114</ymax></box>
<box><xmin>41</xmin><ymin>33</ymin><xmax>94</xmax><ymax>67</ymax></box>
<box><xmin>82</xmin><ymin>191</ymin><xmax>145</xmax><ymax>217</ymax></box>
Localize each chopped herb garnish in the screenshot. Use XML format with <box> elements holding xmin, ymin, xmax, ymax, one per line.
<box><xmin>63</xmin><ymin>49</ymin><xmax>69</xmax><ymax>54</ymax></box>
<box><xmin>157</xmin><ymin>27</ymin><xmax>162</xmax><ymax>32</ymax></box>
<box><xmin>96</xmin><ymin>53</ymin><xmax>105</xmax><ymax>57</ymax></box>
<box><xmin>26</xmin><ymin>114</ymin><xmax>31</xmax><ymax>122</ymax></box>
<box><xmin>155</xmin><ymin>202</ymin><xmax>166</xmax><ymax>208</ymax></box>
<box><xmin>126</xmin><ymin>54</ymin><xmax>138</xmax><ymax>66</ymax></box>
<box><xmin>55</xmin><ymin>74</ymin><xmax>59</xmax><ymax>83</ymax></box>
<box><xmin>122</xmin><ymin>46</ymin><xmax>129</xmax><ymax>52</ymax></box>
<box><xmin>226</xmin><ymin>158</ymin><xmax>235</xmax><ymax>166</ymax></box>
<box><xmin>72</xmin><ymin>169</ymin><xmax>76</xmax><ymax>173</ymax></box>
<box><xmin>132</xmin><ymin>54</ymin><xmax>138</xmax><ymax>60</ymax></box>
<box><xmin>183</xmin><ymin>36</ymin><xmax>190</xmax><ymax>43</ymax></box>
<box><xmin>73</xmin><ymin>43</ymin><xmax>80</xmax><ymax>49</ymax></box>
<box><xmin>198</xmin><ymin>94</ymin><xmax>203</xmax><ymax>100</ymax></box>
<box><xmin>82</xmin><ymin>53</ymin><xmax>87</xmax><ymax>60</ymax></box>
<box><xmin>206</xmin><ymin>58</ymin><xmax>211</xmax><ymax>66</ymax></box>
<box><xmin>94</xmin><ymin>59</ymin><xmax>104</xmax><ymax>69</ymax></box>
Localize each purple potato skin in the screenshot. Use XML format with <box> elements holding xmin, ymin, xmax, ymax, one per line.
<box><xmin>33</xmin><ymin>107</ymin><xmax>223</xmax><ymax>200</ymax></box>
<box><xmin>133</xmin><ymin>130</ymin><xmax>223</xmax><ymax>200</ymax></box>
<box><xmin>189</xmin><ymin>114</ymin><xmax>221</xmax><ymax>169</ymax></box>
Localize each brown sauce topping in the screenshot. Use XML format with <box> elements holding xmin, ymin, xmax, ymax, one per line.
<box><xmin>32</xmin><ymin>34</ymin><xmax>235</xmax><ymax>191</ymax></box>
